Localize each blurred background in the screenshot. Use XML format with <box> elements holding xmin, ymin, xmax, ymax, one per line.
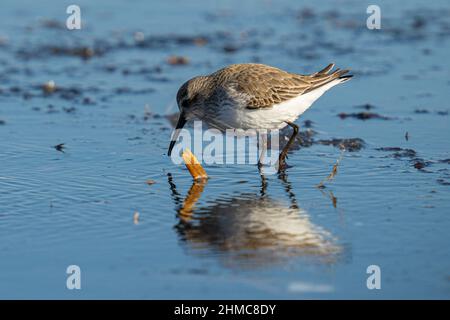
<box><xmin>0</xmin><ymin>0</ymin><xmax>449</xmax><ymax>298</ymax></box>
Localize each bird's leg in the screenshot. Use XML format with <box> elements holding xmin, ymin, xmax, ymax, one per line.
<box><xmin>257</xmin><ymin>132</ymin><xmax>267</xmax><ymax>170</ymax></box>
<box><xmin>278</xmin><ymin>121</ymin><xmax>299</xmax><ymax>172</ymax></box>
<box><xmin>278</xmin><ymin>170</ymin><xmax>299</xmax><ymax>209</ymax></box>
<box><xmin>259</xmin><ymin>172</ymin><xmax>268</xmax><ymax>197</ymax></box>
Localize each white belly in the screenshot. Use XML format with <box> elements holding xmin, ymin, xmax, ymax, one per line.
<box><xmin>211</xmin><ymin>80</ymin><xmax>341</xmax><ymax>131</ymax></box>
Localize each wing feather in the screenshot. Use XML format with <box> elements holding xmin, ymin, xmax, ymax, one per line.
<box><xmin>211</xmin><ymin>63</ymin><xmax>350</xmax><ymax>109</ymax></box>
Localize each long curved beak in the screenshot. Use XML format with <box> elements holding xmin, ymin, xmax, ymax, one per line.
<box><xmin>168</xmin><ymin>112</ymin><xmax>187</xmax><ymax>156</ymax></box>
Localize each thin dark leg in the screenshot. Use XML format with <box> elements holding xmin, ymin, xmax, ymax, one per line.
<box><xmin>278</xmin><ymin>121</ymin><xmax>299</xmax><ymax>172</ymax></box>
<box><xmin>278</xmin><ymin>170</ymin><xmax>299</xmax><ymax>209</ymax></box>
<box><xmin>167</xmin><ymin>173</ymin><xmax>182</xmax><ymax>206</ymax></box>
<box><xmin>259</xmin><ymin>172</ymin><xmax>268</xmax><ymax>197</ymax></box>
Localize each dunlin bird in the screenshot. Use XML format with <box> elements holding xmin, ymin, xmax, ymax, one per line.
<box><xmin>168</xmin><ymin>63</ymin><xmax>352</xmax><ymax>171</ymax></box>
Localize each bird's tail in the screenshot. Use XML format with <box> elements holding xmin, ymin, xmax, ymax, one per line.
<box><xmin>305</xmin><ymin>63</ymin><xmax>353</xmax><ymax>93</ymax></box>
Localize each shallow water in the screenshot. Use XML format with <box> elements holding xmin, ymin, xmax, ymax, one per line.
<box><xmin>0</xmin><ymin>0</ymin><xmax>449</xmax><ymax>299</ymax></box>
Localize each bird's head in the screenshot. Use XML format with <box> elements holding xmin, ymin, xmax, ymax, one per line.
<box><xmin>176</xmin><ymin>76</ymin><xmax>209</xmax><ymax>117</ymax></box>
<box><xmin>168</xmin><ymin>76</ymin><xmax>208</xmax><ymax>156</ymax></box>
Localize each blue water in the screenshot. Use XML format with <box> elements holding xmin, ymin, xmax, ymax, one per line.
<box><xmin>0</xmin><ymin>0</ymin><xmax>449</xmax><ymax>299</ymax></box>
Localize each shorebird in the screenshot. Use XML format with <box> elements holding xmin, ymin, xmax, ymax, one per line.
<box><xmin>168</xmin><ymin>63</ymin><xmax>352</xmax><ymax>171</ymax></box>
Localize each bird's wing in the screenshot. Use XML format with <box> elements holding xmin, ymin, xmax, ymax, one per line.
<box><xmin>216</xmin><ymin>63</ymin><xmax>350</xmax><ymax>109</ymax></box>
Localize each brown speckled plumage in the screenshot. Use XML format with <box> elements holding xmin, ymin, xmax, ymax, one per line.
<box><xmin>176</xmin><ymin>63</ymin><xmax>351</xmax><ymax>111</ymax></box>
<box><xmin>210</xmin><ymin>63</ymin><xmax>350</xmax><ymax>109</ymax></box>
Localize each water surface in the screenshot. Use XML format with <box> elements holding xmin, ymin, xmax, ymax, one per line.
<box><xmin>0</xmin><ymin>0</ymin><xmax>449</xmax><ymax>299</ymax></box>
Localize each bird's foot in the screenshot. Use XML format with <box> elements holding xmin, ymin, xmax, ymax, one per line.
<box><xmin>277</xmin><ymin>154</ymin><xmax>291</xmax><ymax>173</ymax></box>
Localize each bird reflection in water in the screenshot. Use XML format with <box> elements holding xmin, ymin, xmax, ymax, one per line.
<box><xmin>167</xmin><ymin>172</ymin><xmax>341</xmax><ymax>269</ymax></box>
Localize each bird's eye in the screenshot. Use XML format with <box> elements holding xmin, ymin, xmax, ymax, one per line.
<box><xmin>181</xmin><ymin>99</ymin><xmax>189</xmax><ymax>109</ymax></box>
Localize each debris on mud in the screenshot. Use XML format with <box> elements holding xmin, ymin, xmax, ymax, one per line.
<box><xmin>42</xmin><ymin>80</ymin><xmax>56</xmax><ymax>94</ymax></box>
<box><xmin>133</xmin><ymin>211</ymin><xmax>140</xmax><ymax>225</ymax></box>
<box><xmin>303</xmin><ymin>119</ymin><xmax>314</xmax><ymax>128</ymax></box>
<box><xmin>39</xmin><ymin>18</ymin><xmax>65</xmax><ymax>30</ymax></box>
<box><xmin>338</xmin><ymin>112</ymin><xmax>392</xmax><ymax>120</ymax></box>
<box><xmin>18</xmin><ymin>45</ymin><xmax>101</xmax><ymax>60</ymax></box>
<box><xmin>53</xmin><ymin>143</ymin><xmax>66</xmax><ymax>153</ymax></box>
<box><xmin>167</xmin><ymin>55</ymin><xmax>190</xmax><ymax>65</ymax></box>
<box><xmin>47</xmin><ymin>46</ymin><xmax>97</xmax><ymax>60</ymax></box>
<box><xmin>317</xmin><ymin>138</ymin><xmax>365</xmax><ymax>152</ymax></box>
<box><xmin>114</xmin><ymin>87</ymin><xmax>155</xmax><ymax>95</ymax></box>
<box><xmin>436</xmin><ymin>179</ymin><xmax>450</xmax><ymax>186</ymax></box>
<box><xmin>413</xmin><ymin>159</ymin><xmax>429</xmax><ymax>170</ymax></box>
<box><xmin>414</xmin><ymin>109</ymin><xmax>448</xmax><ymax>116</ymax></box>
<box><xmin>414</xmin><ymin>108</ymin><xmax>430</xmax><ymax>114</ymax></box>
<box><xmin>30</xmin><ymin>84</ymin><xmax>90</xmax><ymax>101</ymax></box>
<box><xmin>222</xmin><ymin>44</ymin><xmax>239</xmax><ymax>53</ymax></box>
<box><xmin>134</xmin><ymin>34</ymin><xmax>210</xmax><ymax>49</ymax></box>
<box><xmin>376</xmin><ymin>147</ymin><xmax>432</xmax><ymax>171</ymax></box>
<box><xmin>296</xmin><ymin>7</ymin><xmax>316</xmax><ymax>22</ymax></box>
<box><xmin>0</xmin><ymin>82</ymin><xmax>101</xmax><ymax>103</ymax></box>
<box><xmin>63</xmin><ymin>106</ymin><xmax>77</xmax><ymax>114</ymax></box>
<box><xmin>121</xmin><ymin>65</ymin><xmax>162</xmax><ymax>76</ymax></box>
<box><xmin>376</xmin><ymin>147</ymin><xmax>417</xmax><ymax>158</ymax></box>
